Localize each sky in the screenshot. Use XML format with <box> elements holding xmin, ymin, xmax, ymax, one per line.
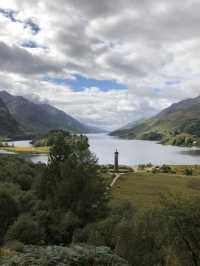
<box><xmin>0</xmin><ymin>0</ymin><xmax>200</xmax><ymax>130</ymax></box>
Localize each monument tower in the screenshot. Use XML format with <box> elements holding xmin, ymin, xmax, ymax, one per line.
<box><xmin>114</xmin><ymin>149</ymin><xmax>119</xmax><ymax>172</ymax></box>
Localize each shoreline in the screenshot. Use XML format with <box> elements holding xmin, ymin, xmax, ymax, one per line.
<box><xmin>0</xmin><ymin>146</ymin><xmax>49</xmax><ymax>155</ymax></box>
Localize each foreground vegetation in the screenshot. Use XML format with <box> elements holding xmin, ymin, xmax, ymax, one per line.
<box><xmin>1</xmin><ymin>131</ymin><xmax>200</xmax><ymax>265</ymax></box>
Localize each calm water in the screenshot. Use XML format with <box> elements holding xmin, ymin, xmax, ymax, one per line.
<box><xmin>4</xmin><ymin>134</ymin><xmax>200</xmax><ymax>165</ymax></box>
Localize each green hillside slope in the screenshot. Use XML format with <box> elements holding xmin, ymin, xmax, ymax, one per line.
<box><xmin>111</xmin><ymin>96</ymin><xmax>200</xmax><ymax>147</ymax></box>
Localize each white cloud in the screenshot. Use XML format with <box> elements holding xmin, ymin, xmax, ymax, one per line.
<box><xmin>0</xmin><ymin>0</ymin><xmax>200</xmax><ymax>130</ymax></box>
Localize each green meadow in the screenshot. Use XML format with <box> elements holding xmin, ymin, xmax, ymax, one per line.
<box><xmin>112</xmin><ymin>170</ymin><xmax>200</xmax><ymax>209</ymax></box>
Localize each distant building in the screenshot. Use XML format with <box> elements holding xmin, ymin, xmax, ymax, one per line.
<box><xmin>114</xmin><ymin>149</ymin><xmax>119</xmax><ymax>172</ymax></box>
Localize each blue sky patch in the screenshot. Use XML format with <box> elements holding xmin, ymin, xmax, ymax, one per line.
<box><xmin>0</xmin><ymin>7</ymin><xmax>40</xmax><ymax>35</ymax></box>
<box><xmin>24</xmin><ymin>19</ymin><xmax>40</xmax><ymax>34</ymax></box>
<box><xmin>0</xmin><ymin>8</ymin><xmax>17</xmax><ymax>22</ymax></box>
<box><xmin>44</xmin><ymin>74</ymin><xmax>127</xmax><ymax>92</ymax></box>
<box><xmin>21</xmin><ymin>40</ymin><xmax>46</xmax><ymax>49</ymax></box>
<box><xmin>22</xmin><ymin>40</ymin><xmax>40</xmax><ymax>48</ymax></box>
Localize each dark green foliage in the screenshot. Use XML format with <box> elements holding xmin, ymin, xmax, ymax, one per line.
<box><xmin>6</xmin><ymin>215</ymin><xmax>41</xmax><ymax>245</ymax></box>
<box><xmin>75</xmin><ymin>202</ymin><xmax>136</xmax><ymax>248</ymax></box>
<box><xmin>184</xmin><ymin>168</ymin><xmax>193</xmax><ymax>176</ymax></box>
<box><xmin>0</xmin><ymin>156</ymin><xmax>44</xmax><ymax>191</ymax></box>
<box><xmin>0</xmin><ymin>157</ymin><xmax>44</xmax><ymax>245</ymax></box>
<box><xmin>0</xmin><ymin>189</ymin><xmax>18</xmax><ymax>244</ymax></box>
<box><xmin>59</xmin><ymin>211</ymin><xmax>81</xmax><ymax>244</ymax></box>
<box><xmin>159</xmin><ymin>164</ymin><xmax>174</xmax><ymax>173</ymax></box>
<box><xmin>180</xmin><ymin>119</ymin><xmax>200</xmax><ymax>137</ymax></box>
<box><xmin>17</xmin><ymin>191</ymin><xmax>37</xmax><ymax>214</ymax></box>
<box><xmin>160</xmin><ymin>197</ymin><xmax>200</xmax><ymax>265</ymax></box>
<box><xmin>141</xmin><ymin>131</ymin><xmax>163</xmax><ymax>141</ymax></box>
<box><xmin>32</xmin><ymin>129</ymin><xmax>71</xmax><ymax>147</ymax></box>
<box><xmin>38</xmin><ymin>132</ymin><xmax>109</xmax><ymax>227</ymax></box>
<box><xmin>73</xmin><ymin>197</ymin><xmax>200</xmax><ymax>266</ymax></box>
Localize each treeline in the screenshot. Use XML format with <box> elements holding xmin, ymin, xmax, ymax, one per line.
<box><xmin>0</xmin><ymin>131</ymin><xmax>200</xmax><ymax>265</ymax></box>
<box><xmin>31</xmin><ymin>129</ymin><xmax>87</xmax><ymax>147</ymax></box>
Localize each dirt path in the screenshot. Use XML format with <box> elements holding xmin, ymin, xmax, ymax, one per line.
<box><xmin>110</xmin><ymin>173</ymin><xmax>121</xmax><ymax>187</ymax></box>
<box><xmin>110</xmin><ymin>167</ymin><xmax>137</xmax><ymax>187</ymax></box>
<box><xmin>132</xmin><ymin>166</ymin><xmax>138</xmax><ymax>172</ymax></box>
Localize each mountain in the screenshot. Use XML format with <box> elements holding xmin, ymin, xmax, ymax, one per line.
<box><xmin>116</xmin><ymin>118</ymin><xmax>148</xmax><ymax>131</ymax></box>
<box><xmin>110</xmin><ymin>95</ymin><xmax>200</xmax><ymax>147</ymax></box>
<box><xmin>0</xmin><ymin>98</ymin><xmax>23</xmax><ymax>139</ymax></box>
<box><xmin>0</xmin><ymin>91</ymin><xmax>102</xmax><ymax>135</ymax></box>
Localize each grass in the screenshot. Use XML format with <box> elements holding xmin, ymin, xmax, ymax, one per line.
<box><xmin>112</xmin><ymin>171</ymin><xmax>200</xmax><ymax>209</ymax></box>
<box><xmin>0</xmin><ymin>248</ymin><xmax>15</xmax><ymax>257</ymax></box>
<box><xmin>0</xmin><ymin>146</ymin><xmax>49</xmax><ymax>154</ymax></box>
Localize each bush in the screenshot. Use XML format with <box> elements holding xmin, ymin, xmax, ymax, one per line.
<box><xmin>59</xmin><ymin>211</ymin><xmax>81</xmax><ymax>244</ymax></box>
<box><xmin>184</xmin><ymin>168</ymin><xmax>193</xmax><ymax>176</ymax></box>
<box><xmin>160</xmin><ymin>164</ymin><xmax>174</xmax><ymax>173</ymax></box>
<box><xmin>4</xmin><ymin>240</ymin><xmax>24</xmax><ymax>252</ymax></box>
<box><xmin>0</xmin><ymin>156</ymin><xmax>44</xmax><ymax>191</ymax></box>
<box><xmin>0</xmin><ymin>189</ymin><xmax>18</xmax><ymax>244</ymax></box>
<box><xmin>6</xmin><ymin>215</ymin><xmax>41</xmax><ymax>245</ymax></box>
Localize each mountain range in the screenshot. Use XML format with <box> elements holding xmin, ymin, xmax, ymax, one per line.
<box><xmin>0</xmin><ymin>91</ymin><xmax>102</xmax><ymax>139</ymax></box>
<box><xmin>111</xmin><ymin>95</ymin><xmax>200</xmax><ymax>147</ymax></box>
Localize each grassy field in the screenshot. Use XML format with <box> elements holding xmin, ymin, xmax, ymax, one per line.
<box><xmin>112</xmin><ymin>171</ymin><xmax>200</xmax><ymax>209</ymax></box>
<box><xmin>0</xmin><ymin>146</ymin><xmax>49</xmax><ymax>154</ymax></box>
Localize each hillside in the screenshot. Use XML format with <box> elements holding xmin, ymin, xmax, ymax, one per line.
<box><xmin>0</xmin><ymin>98</ymin><xmax>23</xmax><ymax>139</ymax></box>
<box><xmin>111</xmin><ymin>95</ymin><xmax>200</xmax><ymax>147</ymax></box>
<box><xmin>0</xmin><ymin>91</ymin><xmax>100</xmax><ymax>135</ymax></box>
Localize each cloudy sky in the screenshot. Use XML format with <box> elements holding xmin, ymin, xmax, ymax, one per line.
<box><xmin>0</xmin><ymin>0</ymin><xmax>200</xmax><ymax>130</ymax></box>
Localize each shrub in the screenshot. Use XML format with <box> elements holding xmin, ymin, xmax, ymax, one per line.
<box><xmin>6</xmin><ymin>215</ymin><xmax>41</xmax><ymax>245</ymax></box>
<box><xmin>0</xmin><ymin>189</ymin><xmax>18</xmax><ymax>244</ymax></box>
<box><xmin>160</xmin><ymin>164</ymin><xmax>173</xmax><ymax>173</ymax></box>
<box><xmin>59</xmin><ymin>211</ymin><xmax>81</xmax><ymax>244</ymax></box>
<box><xmin>184</xmin><ymin>168</ymin><xmax>193</xmax><ymax>176</ymax></box>
<box><xmin>4</xmin><ymin>240</ymin><xmax>24</xmax><ymax>252</ymax></box>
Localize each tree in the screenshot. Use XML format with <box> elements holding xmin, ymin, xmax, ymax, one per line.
<box><xmin>38</xmin><ymin>133</ymin><xmax>109</xmax><ymax>225</ymax></box>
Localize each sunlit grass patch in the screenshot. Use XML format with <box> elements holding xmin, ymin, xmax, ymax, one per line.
<box><xmin>112</xmin><ymin>171</ymin><xmax>200</xmax><ymax>209</ymax></box>
<box><xmin>0</xmin><ymin>146</ymin><xmax>49</xmax><ymax>154</ymax></box>
<box><xmin>0</xmin><ymin>248</ymin><xmax>16</xmax><ymax>257</ymax></box>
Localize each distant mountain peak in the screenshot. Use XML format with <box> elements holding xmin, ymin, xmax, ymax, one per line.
<box><xmin>0</xmin><ymin>90</ymin><xmax>103</xmax><ymax>136</ymax></box>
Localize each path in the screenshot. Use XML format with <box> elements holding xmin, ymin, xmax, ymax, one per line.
<box><xmin>110</xmin><ymin>173</ymin><xmax>122</xmax><ymax>187</ymax></box>
<box><xmin>110</xmin><ymin>166</ymin><xmax>138</xmax><ymax>187</ymax></box>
